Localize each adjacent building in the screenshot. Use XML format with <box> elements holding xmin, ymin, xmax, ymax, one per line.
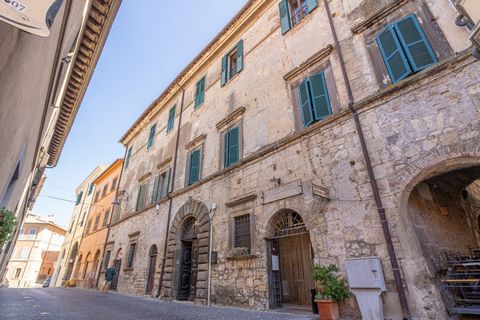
<box><xmin>51</xmin><ymin>165</ymin><xmax>107</xmax><ymax>287</ymax></box>
<box><xmin>0</xmin><ymin>0</ymin><xmax>122</xmax><ymax>281</ymax></box>
<box><xmin>76</xmin><ymin>159</ymin><xmax>122</xmax><ymax>289</ymax></box>
<box><xmin>5</xmin><ymin>214</ymin><xmax>66</xmax><ymax>288</ymax></box>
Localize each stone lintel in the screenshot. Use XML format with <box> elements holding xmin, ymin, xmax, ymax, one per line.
<box><xmin>351</xmin><ymin>0</ymin><xmax>409</xmax><ymax>34</ymax></box>
<box><xmin>215</xmin><ymin>107</ymin><xmax>245</xmax><ymax>130</ymax></box>
<box><xmin>283</xmin><ymin>44</ymin><xmax>334</xmax><ymax>81</ymax></box>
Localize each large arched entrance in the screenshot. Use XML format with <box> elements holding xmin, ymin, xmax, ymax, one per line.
<box><xmin>145</xmin><ymin>245</ymin><xmax>158</xmax><ymax>295</ymax></box>
<box><xmin>177</xmin><ymin>217</ymin><xmax>199</xmax><ymax>301</ymax></box>
<box><xmin>405</xmin><ymin>164</ymin><xmax>480</xmax><ymax>316</ymax></box>
<box><xmin>266</xmin><ymin>209</ymin><xmax>314</xmax><ymax>309</ymax></box>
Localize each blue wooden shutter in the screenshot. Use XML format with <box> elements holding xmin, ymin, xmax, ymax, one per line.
<box><xmin>306</xmin><ymin>0</ymin><xmax>317</xmax><ymax>13</ymax></box>
<box><xmin>147</xmin><ymin>124</ymin><xmax>156</xmax><ymax>149</ymax></box>
<box><xmin>393</xmin><ymin>14</ymin><xmax>437</xmax><ymax>72</ymax></box>
<box><xmin>228</xmin><ymin>127</ymin><xmax>239</xmax><ymax>167</ymax></box>
<box><xmin>167</xmin><ymin>106</ymin><xmax>176</xmax><ymax>132</ymax></box>
<box><xmin>125</xmin><ymin>147</ymin><xmax>132</xmax><ymax>168</ymax></box>
<box><xmin>376</xmin><ymin>24</ymin><xmax>412</xmax><ymax>83</ymax></box>
<box><xmin>221</xmin><ymin>55</ymin><xmax>228</xmax><ymax>86</ymax></box>
<box><xmin>189</xmin><ymin>149</ymin><xmax>201</xmax><ymax>185</ymax></box>
<box><xmin>224</xmin><ymin>131</ymin><xmax>229</xmax><ymax>168</ymax></box>
<box><xmin>308</xmin><ymin>71</ymin><xmax>331</xmax><ymax>120</ymax></box>
<box><xmin>298</xmin><ymin>79</ymin><xmax>313</xmax><ymax>127</ymax></box>
<box><xmin>195</xmin><ymin>77</ymin><xmax>205</xmax><ymax>108</ymax></box>
<box><xmin>151</xmin><ymin>175</ymin><xmax>159</xmax><ymax>203</ymax></box>
<box><xmin>279</xmin><ymin>0</ymin><xmax>291</xmax><ymax>34</ymax></box>
<box><xmin>161</xmin><ymin>169</ymin><xmax>170</xmax><ymax>197</ymax></box>
<box><xmin>236</xmin><ymin>40</ymin><xmax>243</xmax><ymax>74</ymax></box>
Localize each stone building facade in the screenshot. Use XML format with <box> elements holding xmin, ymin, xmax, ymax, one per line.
<box><xmin>106</xmin><ymin>0</ymin><xmax>479</xmax><ymax>319</ymax></box>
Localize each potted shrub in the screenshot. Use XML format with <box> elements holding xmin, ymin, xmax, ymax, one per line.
<box><xmin>313</xmin><ymin>264</ymin><xmax>350</xmax><ymax>320</ymax></box>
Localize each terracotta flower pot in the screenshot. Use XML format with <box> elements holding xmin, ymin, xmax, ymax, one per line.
<box><xmin>315</xmin><ymin>299</ymin><xmax>339</xmax><ymax>320</ymax></box>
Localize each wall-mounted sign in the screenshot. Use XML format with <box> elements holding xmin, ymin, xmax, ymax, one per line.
<box><xmin>271</xmin><ymin>255</ymin><xmax>279</xmax><ymax>271</ymax></box>
<box><xmin>312</xmin><ymin>183</ymin><xmax>330</xmax><ymax>201</ymax></box>
<box><xmin>0</xmin><ymin>0</ymin><xmax>63</xmax><ymax>37</ymax></box>
<box><xmin>262</xmin><ymin>179</ymin><xmax>302</xmax><ymax>204</ymax></box>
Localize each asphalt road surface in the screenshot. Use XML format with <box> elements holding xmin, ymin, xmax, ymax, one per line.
<box><xmin>0</xmin><ymin>288</ymin><xmax>316</xmax><ymax>320</ymax></box>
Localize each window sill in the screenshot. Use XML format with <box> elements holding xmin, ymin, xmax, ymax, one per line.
<box><xmin>226</xmin><ymin>254</ymin><xmax>257</xmax><ymax>261</ymax></box>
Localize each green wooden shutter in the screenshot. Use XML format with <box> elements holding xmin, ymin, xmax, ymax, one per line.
<box><xmin>167</xmin><ymin>106</ymin><xmax>176</xmax><ymax>132</ymax></box>
<box><xmin>228</xmin><ymin>127</ymin><xmax>239</xmax><ymax>167</ymax></box>
<box><xmin>279</xmin><ymin>0</ymin><xmax>291</xmax><ymax>34</ymax></box>
<box><xmin>147</xmin><ymin>124</ymin><xmax>156</xmax><ymax>149</ymax></box>
<box><xmin>376</xmin><ymin>25</ymin><xmax>412</xmax><ymax>83</ymax></box>
<box><xmin>306</xmin><ymin>0</ymin><xmax>317</xmax><ymax>13</ymax></box>
<box><xmin>224</xmin><ymin>131</ymin><xmax>229</xmax><ymax>168</ymax></box>
<box><xmin>189</xmin><ymin>149</ymin><xmax>201</xmax><ymax>185</ymax></box>
<box><xmin>136</xmin><ymin>185</ymin><xmax>146</xmax><ymax>211</ymax></box>
<box><xmin>308</xmin><ymin>71</ymin><xmax>332</xmax><ymax>120</ymax></box>
<box><xmin>236</xmin><ymin>40</ymin><xmax>243</xmax><ymax>74</ymax></box>
<box><xmin>125</xmin><ymin>147</ymin><xmax>132</xmax><ymax>168</ymax></box>
<box><xmin>393</xmin><ymin>14</ymin><xmax>437</xmax><ymax>72</ymax></box>
<box><xmin>195</xmin><ymin>77</ymin><xmax>205</xmax><ymax>108</ymax></box>
<box><xmin>221</xmin><ymin>55</ymin><xmax>228</xmax><ymax>86</ymax></box>
<box><xmin>161</xmin><ymin>169</ymin><xmax>170</xmax><ymax>197</ymax></box>
<box><xmin>151</xmin><ymin>175</ymin><xmax>159</xmax><ymax>203</ymax></box>
<box><xmin>298</xmin><ymin>79</ymin><xmax>313</xmax><ymax>127</ymax></box>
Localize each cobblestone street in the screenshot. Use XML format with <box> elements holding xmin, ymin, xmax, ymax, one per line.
<box><xmin>0</xmin><ymin>288</ymin><xmax>316</xmax><ymax>320</ymax></box>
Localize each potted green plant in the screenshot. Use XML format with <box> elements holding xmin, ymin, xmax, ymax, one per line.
<box><xmin>313</xmin><ymin>264</ymin><xmax>350</xmax><ymax>320</ymax></box>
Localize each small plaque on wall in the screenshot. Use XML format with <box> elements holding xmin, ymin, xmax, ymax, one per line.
<box><xmin>272</xmin><ymin>255</ymin><xmax>279</xmax><ymax>271</ymax></box>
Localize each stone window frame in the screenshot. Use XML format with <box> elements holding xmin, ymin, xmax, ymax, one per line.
<box><xmin>184</xmin><ymin>138</ymin><xmax>205</xmax><ymax>187</ymax></box>
<box><xmin>288</xmin><ymin>59</ymin><xmax>340</xmax><ymax>132</ymax></box>
<box><xmin>152</xmin><ymin>166</ymin><xmax>171</xmax><ymax>203</ymax></box>
<box><xmin>362</xmin><ymin>3</ymin><xmax>454</xmax><ymax>89</ymax></box>
<box><xmin>124</xmin><ymin>232</ymin><xmax>140</xmax><ymax>271</ymax></box>
<box><xmin>219</xmin><ymin>119</ymin><xmax>244</xmax><ymax>171</ymax></box>
<box><xmin>225</xmin><ymin>195</ymin><xmax>257</xmax><ymax>259</ymax></box>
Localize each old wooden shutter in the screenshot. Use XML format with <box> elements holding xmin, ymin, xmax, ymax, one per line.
<box><xmin>376</xmin><ymin>25</ymin><xmax>412</xmax><ymax>83</ymax></box>
<box><xmin>151</xmin><ymin>175</ymin><xmax>159</xmax><ymax>203</ymax></box>
<box><xmin>125</xmin><ymin>147</ymin><xmax>132</xmax><ymax>168</ymax></box>
<box><xmin>308</xmin><ymin>71</ymin><xmax>331</xmax><ymax>120</ymax></box>
<box><xmin>298</xmin><ymin>79</ymin><xmax>313</xmax><ymax>127</ymax></box>
<box><xmin>136</xmin><ymin>185</ymin><xmax>146</xmax><ymax>211</ymax></box>
<box><xmin>279</xmin><ymin>0</ymin><xmax>291</xmax><ymax>34</ymax></box>
<box><xmin>236</xmin><ymin>40</ymin><xmax>244</xmax><ymax>74</ymax></box>
<box><xmin>306</xmin><ymin>0</ymin><xmax>318</xmax><ymax>13</ymax></box>
<box><xmin>228</xmin><ymin>127</ymin><xmax>239</xmax><ymax>167</ymax></box>
<box><xmin>195</xmin><ymin>77</ymin><xmax>205</xmax><ymax>108</ymax></box>
<box><xmin>221</xmin><ymin>55</ymin><xmax>228</xmax><ymax>86</ymax></box>
<box><xmin>393</xmin><ymin>14</ymin><xmax>437</xmax><ymax>72</ymax></box>
<box><xmin>161</xmin><ymin>169</ymin><xmax>170</xmax><ymax>197</ymax></box>
<box><xmin>189</xmin><ymin>149</ymin><xmax>201</xmax><ymax>185</ymax></box>
<box><xmin>167</xmin><ymin>106</ymin><xmax>176</xmax><ymax>132</ymax></box>
<box><xmin>147</xmin><ymin>124</ymin><xmax>156</xmax><ymax>149</ymax></box>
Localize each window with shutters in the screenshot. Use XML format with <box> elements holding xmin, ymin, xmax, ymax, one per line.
<box><xmin>221</xmin><ymin>40</ymin><xmax>243</xmax><ymax>86</ymax></box>
<box><xmin>223</xmin><ymin>126</ymin><xmax>241</xmax><ymax>168</ymax></box>
<box><xmin>125</xmin><ymin>146</ymin><xmax>133</xmax><ymax>168</ymax></box>
<box><xmin>88</xmin><ymin>183</ymin><xmax>94</xmax><ymax>195</ymax></box>
<box><xmin>234</xmin><ymin>214</ymin><xmax>251</xmax><ymax>254</ymax></box>
<box><xmin>194</xmin><ymin>77</ymin><xmax>205</xmax><ymax>109</ymax></box>
<box><xmin>297</xmin><ymin>70</ymin><xmax>332</xmax><ymax>128</ymax></box>
<box><xmin>102</xmin><ymin>183</ymin><xmax>108</xmax><ymax>197</ymax></box>
<box><xmin>147</xmin><ymin>124</ymin><xmax>156</xmax><ymax>149</ymax></box>
<box><xmin>376</xmin><ymin>14</ymin><xmax>437</xmax><ymax>84</ymax></box>
<box><xmin>279</xmin><ymin>0</ymin><xmax>318</xmax><ymax>34</ymax></box>
<box><xmin>111</xmin><ymin>176</ymin><xmax>118</xmax><ymax>192</ymax></box>
<box><xmin>103</xmin><ymin>208</ymin><xmax>110</xmax><ymax>227</ymax></box>
<box><xmin>187</xmin><ymin>148</ymin><xmax>202</xmax><ymax>186</ymax></box>
<box><xmin>127</xmin><ymin>242</ymin><xmax>137</xmax><ymax>268</ymax></box>
<box><xmin>86</xmin><ymin>219</ymin><xmax>92</xmax><ymax>235</ymax></box>
<box><xmin>135</xmin><ymin>184</ymin><xmax>148</xmax><ymax>211</ymax></box>
<box><xmin>167</xmin><ymin>106</ymin><xmax>176</xmax><ymax>133</ymax></box>
<box><xmin>93</xmin><ymin>215</ymin><xmax>100</xmax><ymax>231</ymax></box>
<box><xmin>94</xmin><ymin>191</ymin><xmax>100</xmax><ymax>203</ymax></box>
<box><xmin>103</xmin><ymin>250</ymin><xmax>111</xmax><ymax>270</ymax></box>
<box><xmin>75</xmin><ymin>191</ymin><xmax>83</xmax><ymax>205</ymax></box>
<box><xmin>14</xmin><ymin>268</ymin><xmax>21</xmax><ymax>278</ymax></box>
<box><xmin>152</xmin><ymin>169</ymin><xmax>171</xmax><ymax>203</ymax></box>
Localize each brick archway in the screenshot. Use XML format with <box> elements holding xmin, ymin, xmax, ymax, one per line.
<box><xmin>161</xmin><ymin>198</ymin><xmax>210</xmax><ymax>304</ymax></box>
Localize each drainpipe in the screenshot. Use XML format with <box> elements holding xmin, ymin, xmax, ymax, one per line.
<box><xmin>157</xmin><ymin>83</ymin><xmax>186</xmax><ymax>298</ymax></box>
<box><xmin>322</xmin><ymin>1</ymin><xmax>411</xmax><ymax>318</ymax></box>
<box><xmin>207</xmin><ymin>205</ymin><xmax>216</xmax><ymax>306</ymax></box>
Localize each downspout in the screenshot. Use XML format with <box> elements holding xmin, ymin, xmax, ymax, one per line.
<box><xmin>322</xmin><ymin>1</ymin><xmax>411</xmax><ymax>318</ymax></box>
<box><xmin>207</xmin><ymin>206</ymin><xmax>216</xmax><ymax>306</ymax></box>
<box><xmin>157</xmin><ymin>83</ymin><xmax>186</xmax><ymax>298</ymax></box>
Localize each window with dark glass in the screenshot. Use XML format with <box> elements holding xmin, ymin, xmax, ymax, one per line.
<box><xmin>102</xmin><ymin>184</ymin><xmax>108</xmax><ymax>197</ymax></box>
<box><xmin>103</xmin><ymin>250</ymin><xmax>111</xmax><ymax>270</ymax></box>
<box><xmin>86</xmin><ymin>219</ymin><xmax>92</xmax><ymax>234</ymax></box>
<box><xmin>125</xmin><ymin>146</ymin><xmax>133</xmax><ymax>168</ymax></box>
<box><xmin>147</xmin><ymin>124</ymin><xmax>156</xmax><ymax>149</ymax></box>
<box><xmin>88</xmin><ymin>183</ymin><xmax>94</xmax><ymax>195</ymax></box>
<box><xmin>167</xmin><ymin>106</ymin><xmax>176</xmax><ymax>132</ymax></box>
<box><xmin>127</xmin><ymin>242</ymin><xmax>137</xmax><ymax>268</ymax></box>
<box><xmin>75</xmin><ymin>191</ymin><xmax>83</xmax><ymax>205</ymax></box>
<box><xmin>234</xmin><ymin>214</ymin><xmax>251</xmax><ymax>253</ymax></box>
<box><xmin>111</xmin><ymin>177</ymin><xmax>118</xmax><ymax>192</ymax></box>
<box><xmin>93</xmin><ymin>215</ymin><xmax>100</xmax><ymax>231</ymax></box>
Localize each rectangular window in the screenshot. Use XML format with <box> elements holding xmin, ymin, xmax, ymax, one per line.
<box><xmin>29</xmin><ymin>228</ymin><xmax>37</xmax><ymax>235</ymax></box>
<box><xmin>103</xmin><ymin>250</ymin><xmax>111</xmax><ymax>270</ymax></box>
<box><xmin>93</xmin><ymin>215</ymin><xmax>100</xmax><ymax>231</ymax></box>
<box><xmin>14</xmin><ymin>268</ymin><xmax>21</xmax><ymax>278</ymax></box>
<box><xmin>147</xmin><ymin>124</ymin><xmax>156</xmax><ymax>149</ymax></box>
<box><xmin>224</xmin><ymin>127</ymin><xmax>240</xmax><ymax>168</ymax></box>
<box><xmin>86</xmin><ymin>219</ymin><xmax>92</xmax><ymax>234</ymax></box>
<box><xmin>94</xmin><ymin>191</ymin><xmax>100</xmax><ymax>203</ymax></box>
<box><xmin>75</xmin><ymin>191</ymin><xmax>83</xmax><ymax>205</ymax></box>
<box><xmin>20</xmin><ymin>247</ymin><xmax>30</xmax><ymax>259</ymax></box>
<box><xmin>111</xmin><ymin>177</ymin><xmax>118</xmax><ymax>192</ymax></box>
<box><xmin>102</xmin><ymin>184</ymin><xmax>108</xmax><ymax>197</ymax></box>
<box><xmin>298</xmin><ymin>70</ymin><xmax>332</xmax><ymax>128</ymax></box>
<box><xmin>135</xmin><ymin>184</ymin><xmax>148</xmax><ymax>211</ymax></box>
<box><xmin>195</xmin><ymin>77</ymin><xmax>205</xmax><ymax>108</ymax></box>
<box><xmin>221</xmin><ymin>40</ymin><xmax>243</xmax><ymax>86</ymax></box>
<box><xmin>234</xmin><ymin>214</ymin><xmax>251</xmax><ymax>253</ymax></box>
<box><xmin>376</xmin><ymin>14</ymin><xmax>437</xmax><ymax>84</ymax></box>
<box><xmin>127</xmin><ymin>242</ymin><xmax>137</xmax><ymax>268</ymax></box>
<box><xmin>279</xmin><ymin>0</ymin><xmax>317</xmax><ymax>34</ymax></box>
<box><xmin>19</xmin><ymin>228</ymin><xmax>24</xmax><ymax>235</ymax></box>
<box><xmin>125</xmin><ymin>146</ymin><xmax>133</xmax><ymax>168</ymax></box>
<box><xmin>103</xmin><ymin>208</ymin><xmax>110</xmax><ymax>227</ymax></box>
<box><xmin>88</xmin><ymin>183</ymin><xmax>94</xmax><ymax>195</ymax></box>
<box><xmin>152</xmin><ymin>169</ymin><xmax>170</xmax><ymax>203</ymax></box>
<box><xmin>167</xmin><ymin>106</ymin><xmax>176</xmax><ymax>132</ymax></box>
<box><xmin>188</xmin><ymin>149</ymin><xmax>201</xmax><ymax>185</ymax></box>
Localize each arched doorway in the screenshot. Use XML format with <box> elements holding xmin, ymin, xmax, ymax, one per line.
<box><xmin>266</xmin><ymin>209</ymin><xmax>314</xmax><ymax>309</ymax></box>
<box><xmin>405</xmin><ymin>164</ymin><xmax>480</xmax><ymax>316</ymax></box>
<box><xmin>73</xmin><ymin>253</ymin><xmax>82</xmax><ymax>279</ymax></box>
<box><xmin>110</xmin><ymin>248</ymin><xmax>122</xmax><ymax>291</ymax></box>
<box><xmin>177</xmin><ymin>217</ymin><xmax>199</xmax><ymax>301</ymax></box>
<box><xmin>92</xmin><ymin>250</ymin><xmax>101</xmax><ymax>282</ymax></box>
<box><xmin>145</xmin><ymin>245</ymin><xmax>158</xmax><ymax>295</ymax></box>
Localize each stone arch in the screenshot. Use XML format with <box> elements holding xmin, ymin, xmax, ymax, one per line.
<box><xmin>162</xmin><ymin>198</ymin><xmax>210</xmax><ymax>304</ymax></box>
<box><xmin>74</xmin><ymin>253</ymin><xmax>82</xmax><ymax>279</ymax></box>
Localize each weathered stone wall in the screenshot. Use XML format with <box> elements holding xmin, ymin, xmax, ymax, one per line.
<box><xmin>107</xmin><ymin>0</ymin><xmax>478</xmax><ymax>319</ymax></box>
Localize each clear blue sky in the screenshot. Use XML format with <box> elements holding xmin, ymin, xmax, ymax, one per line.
<box><xmin>33</xmin><ymin>0</ymin><xmax>247</xmax><ymax>227</ymax></box>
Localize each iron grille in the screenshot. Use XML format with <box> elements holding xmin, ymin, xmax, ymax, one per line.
<box><xmin>127</xmin><ymin>243</ymin><xmax>136</xmax><ymax>268</ymax></box>
<box><xmin>234</xmin><ymin>214</ymin><xmax>251</xmax><ymax>253</ymax></box>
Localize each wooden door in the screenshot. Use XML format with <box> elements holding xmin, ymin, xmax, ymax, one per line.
<box><xmin>110</xmin><ymin>259</ymin><xmax>121</xmax><ymax>290</ymax></box>
<box><xmin>279</xmin><ymin>233</ymin><xmax>314</xmax><ymax>305</ymax></box>
<box><xmin>178</xmin><ymin>242</ymin><xmax>193</xmax><ymax>301</ymax></box>
<box><xmin>145</xmin><ymin>254</ymin><xmax>157</xmax><ymax>295</ymax></box>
